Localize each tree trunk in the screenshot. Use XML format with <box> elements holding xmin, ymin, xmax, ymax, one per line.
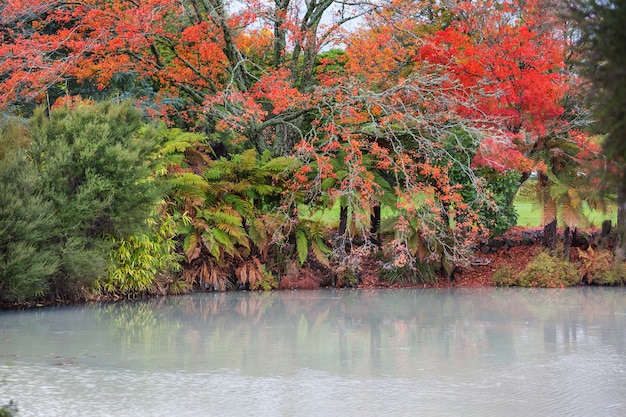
<box><xmin>370</xmin><ymin>204</ymin><xmax>381</xmax><ymax>247</ymax></box>
<box><xmin>616</xmin><ymin>176</ymin><xmax>626</xmax><ymax>260</ymax></box>
<box><xmin>543</xmin><ymin>219</ymin><xmax>557</xmax><ymax>250</ymax></box>
<box><xmin>338</xmin><ymin>204</ymin><xmax>348</xmax><ymax>237</ymax></box>
<box><xmin>335</xmin><ymin>204</ymin><xmax>349</xmax><ymax>264</ymax></box>
<box><xmin>563</xmin><ymin>226</ymin><xmax>571</xmax><ymax>260</ymax></box>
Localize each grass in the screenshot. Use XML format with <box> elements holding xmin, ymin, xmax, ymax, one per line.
<box><xmin>513</xmin><ymin>190</ymin><xmax>616</xmax><ymax>228</ymax></box>
<box><xmin>299</xmin><ymin>187</ymin><xmax>617</xmax><ymax>231</ymax></box>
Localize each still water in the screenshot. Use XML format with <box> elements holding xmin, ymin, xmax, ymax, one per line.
<box><xmin>1</xmin><ymin>288</ymin><xmax>625</xmax><ymax>417</ymax></box>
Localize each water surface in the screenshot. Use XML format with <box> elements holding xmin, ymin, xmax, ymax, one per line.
<box><xmin>1</xmin><ymin>287</ymin><xmax>625</xmax><ymax>416</ymax></box>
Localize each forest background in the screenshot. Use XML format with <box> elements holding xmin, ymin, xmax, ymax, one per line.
<box><xmin>0</xmin><ymin>0</ymin><xmax>624</xmax><ymax>305</ymax></box>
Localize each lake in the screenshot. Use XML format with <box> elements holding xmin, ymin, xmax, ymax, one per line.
<box><xmin>1</xmin><ymin>287</ymin><xmax>625</xmax><ymax>416</ymax></box>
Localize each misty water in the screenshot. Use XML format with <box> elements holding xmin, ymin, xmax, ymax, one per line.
<box><xmin>1</xmin><ymin>287</ymin><xmax>625</xmax><ymax>417</ymax></box>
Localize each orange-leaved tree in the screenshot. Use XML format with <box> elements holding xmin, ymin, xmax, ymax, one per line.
<box><xmin>419</xmin><ymin>0</ymin><xmax>601</xmax><ymax>249</ymax></box>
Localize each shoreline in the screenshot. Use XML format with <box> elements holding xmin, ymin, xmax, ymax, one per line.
<box><xmin>0</xmin><ymin>227</ymin><xmax>617</xmax><ymax>310</ymax></box>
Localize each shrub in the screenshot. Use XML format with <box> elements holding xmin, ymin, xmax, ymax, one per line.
<box><xmin>0</xmin><ymin>150</ymin><xmax>59</xmax><ymax>303</ymax></box>
<box><xmin>579</xmin><ymin>248</ymin><xmax>626</xmax><ymax>286</ymax></box>
<box><xmin>25</xmin><ymin>100</ymin><xmax>163</xmax><ymax>299</ymax></box>
<box><xmin>95</xmin><ymin>212</ymin><xmax>184</xmax><ymax>297</ymax></box>
<box><xmin>493</xmin><ymin>252</ymin><xmax>580</xmax><ymax>288</ymax></box>
<box><xmin>0</xmin><ymin>101</ymin><xmax>167</xmax><ymax>302</ymax></box>
<box><xmin>0</xmin><ymin>401</ymin><xmax>17</xmax><ymax>417</ymax></box>
<box><xmin>380</xmin><ymin>262</ymin><xmax>438</xmax><ymax>285</ymax></box>
<box><xmin>517</xmin><ymin>252</ymin><xmax>580</xmax><ymax>288</ymax></box>
<box><xmin>492</xmin><ymin>265</ymin><xmax>518</xmax><ymax>287</ymax></box>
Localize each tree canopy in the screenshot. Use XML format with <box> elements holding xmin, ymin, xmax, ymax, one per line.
<box><xmin>0</xmin><ymin>0</ymin><xmax>608</xmax><ymax>299</ymax></box>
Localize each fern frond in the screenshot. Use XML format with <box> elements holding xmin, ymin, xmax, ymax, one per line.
<box><xmin>202</xmin><ymin>209</ymin><xmax>243</xmax><ymax>227</ymax></box>
<box><xmin>251</xmin><ymin>183</ymin><xmax>279</xmax><ymax>196</ymax></box>
<box><xmin>263</xmin><ymin>156</ymin><xmax>299</xmax><ymax>173</ymax></box>
<box><xmin>560</xmin><ymin>200</ymin><xmax>582</xmax><ymax>229</ymax></box>
<box><xmin>214</xmin><ymin>222</ymin><xmax>246</xmax><ymax>240</ymax></box>
<box><xmin>223</xmin><ymin>194</ymin><xmax>255</xmax><ymax>217</ymax></box>
<box><xmin>210</xmin><ymin>227</ymin><xmax>238</xmax><ymax>257</ymax></box>
<box><xmin>380</xmin><ymin>214</ymin><xmax>400</xmax><ymax>234</ymax></box>
<box><xmin>542</xmin><ymin>197</ymin><xmax>558</xmax><ymax>226</ymax></box>
<box><xmin>312</xmin><ymin>237</ymin><xmax>330</xmax><ymax>266</ymax></box>
<box><xmin>170</xmin><ymin>172</ymin><xmax>210</xmax><ymax>197</ymax></box>
<box><xmin>183</xmin><ymin>231</ymin><xmax>202</xmax><ymax>262</ymax></box>
<box><xmin>248</xmin><ymin>218</ymin><xmax>270</xmax><ymax>255</ymax></box>
<box><xmin>296</xmin><ymin>229</ymin><xmax>308</xmax><ymax>265</ymax></box>
<box><xmin>240</xmin><ymin>148</ymin><xmax>258</xmax><ymax>168</ymax></box>
<box><xmin>549</xmin><ymin>183</ymin><xmax>570</xmax><ymax>200</ymax></box>
<box><xmin>204</xmin><ymin>166</ymin><xmax>225</xmax><ymax>181</ymax></box>
<box><xmin>160</xmin><ymin>140</ymin><xmax>194</xmax><ymax>156</ymax></box>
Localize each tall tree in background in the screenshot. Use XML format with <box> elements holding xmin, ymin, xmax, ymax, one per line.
<box><xmin>568</xmin><ymin>0</ymin><xmax>626</xmax><ymax>258</ymax></box>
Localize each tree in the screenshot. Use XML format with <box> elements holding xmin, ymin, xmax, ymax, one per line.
<box><xmin>0</xmin><ymin>121</ymin><xmax>58</xmax><ymax>303</ymax></box>
<box><xmin>420</xmin><ymin>0</ymin><xmax>602</xmax><ymax>250</ymax></box>
<box><xmin>0</xmin><ymin>0</ymin><xmax>374</xmax><ymax>150</ymax></box>
<box><xmin>26</xmin><ymin>100</ymin><xmax>162</xmax><ymax>299</ymax></box>
<box><xmin>568</xmin><ymin>0</ymin><xmax>626</xmax><ymax>258</ymax></box>
<box><xmin>0</xmin><ymin>0</ymin><xmax>594</xmax><ymax>282</ymax></box>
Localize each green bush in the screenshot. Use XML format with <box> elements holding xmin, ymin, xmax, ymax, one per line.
<box><xmin>0</xmin><ymin>101</ymin><xmax>169</xmax><ymax>303</ymax></box>
<box><xmin>25</xmin><ymin>101</ymin><xmax>163</xmax><ymax>299</ymax></box>
<box><xmin>588</xmin><ymin>262</ymin><xmax>626</xmax><ymax>285</ymax></box>
<box><xmin>0</xmin><ymin>150</ymin><xmax>59</xmax><ymax>303</ymax></box>
<box><xmin>517</xmin><ymin>252</ymin><xmax>580</xmax><ymax>288</ymax></box>
<box><xmin>96</xmin><ymin>212</ymin><xmax>184</xmax><ymax>296</ymax></box>
<box><xmin>493</xmin><ymin>252</ymin><xmax>580</xmax><ymax>288</ymax></box>
<box><xmin>0</xmin><ymin>401</ymin><xmax>17</xmax><ymax>417</ymax></box>
<box><xmin>443</xmin><ymin>131</ymin><xmax>520</xmax><ymax>236</ymax></box>
<box><xmin>492</xmin><ymin>265</ymin><xmax>518</xmax><ymax>287</ymax></box>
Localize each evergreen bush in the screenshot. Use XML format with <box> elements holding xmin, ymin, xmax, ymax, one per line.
<box><xmin>0</xmin><ymin>101</ymin><xmax>167</xmax><ymax>302</ymax></box>
<box><xmin>0</xmin><ymin>150</ymin><xmax>58</xmax><ymax>303</ymax></box>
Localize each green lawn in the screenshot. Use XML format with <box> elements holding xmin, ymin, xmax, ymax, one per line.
<box><xmin>514</xmin><ymin>199</ymin><xmax>616</xmax><ymax>228</ymax></box>
<box><xmin>299</xmin><ymin>194</ymin><xmax>617</xmax><ymax>230</ymax></box>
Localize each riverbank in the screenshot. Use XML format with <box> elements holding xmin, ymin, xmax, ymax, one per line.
<box><xmin>0</xmin><ymin>227</ymin><xmax>616</xmax><ymax>310</ymax></box>
<box><xmin>354</xmin><ymin>226</ymin><xmax>610</xmax><ymax>290</ymax></box>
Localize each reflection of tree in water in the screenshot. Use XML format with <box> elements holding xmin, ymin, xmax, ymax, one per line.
<box><xmin>96</xmin><ymin>299</ymin><xmax>182</xmax><ymax>356</ymax></box>
<box><xmin>87</xmin><ymin>288</ymin><xmax>626</xmax><ymax>374</ymax></box>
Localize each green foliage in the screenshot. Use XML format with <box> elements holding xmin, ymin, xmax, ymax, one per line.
<box><xmin>164</xmin><ymin>143</ymin><xmax>306</xmax><ymax>290</ymax></box>
<box><xmin>293</xmin><ymin>218</ymin><xmax>331</xmax><ymax>267</ymax></box>
<box><xmin>569</xmin><ymin>0</ymin><xmax>626</xmax><ymax>159</ymax></box>
<box><xmin>0</xmin><ymin>101</ymin><xmax>168</xmax><ymax>302</ymax></box>
<box><xmin>25</xmin><ymin>101</ymin><xmax>163</xmax><ymax>298</ymax></box>
<box><xmin>482</xmin><ymin>169</ymin><xmax>521</xmax><ymax>235</ymax></box>
<box><xmin>493</xmin><ymin>252</ymin><xmax>580</xmax><ymax>288</ymax></box>
<box><xmin>492</xmin><ymin>266</ymin><xmax>519</xmax><ymax>287</ymax></box>
<box><xmin>0</xmin><ymin>401</ymin><xmax>18</xmax><ymax>417</ymax></box>
<box><xmin>380</xmin><ymin>262</ymin><xmax>438</xmax><ymax>285</ymax></box>
<box><xmin>0</xmin><ymin>150</ymin><xmax>58</xmax><ymax>303</ymax></box>
<box><xmin>443</xmin><ymin>131</ymin><xmax>520</xmax><ymax>236</ymax></box>
<box><xmin>29</xmin><ymin>100</ymin><xmax>160</xmax><ymax>238</ymax></box>
<box><xmin>96</xmin><ymin>211</ymin><xmax>184</xmax><ymax>297</ymax></box>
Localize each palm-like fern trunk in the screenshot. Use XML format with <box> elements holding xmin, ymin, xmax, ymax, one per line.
<box><xmin>616</xmin><ymin>175</ymin><xmax>626</xmax><ymax>260</ymax></box>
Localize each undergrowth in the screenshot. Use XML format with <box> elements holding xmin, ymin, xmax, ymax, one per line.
<box><xmin>493</xmin><ymin>251</ymin><xmax>580</xmax><ymax>288</ymax></box>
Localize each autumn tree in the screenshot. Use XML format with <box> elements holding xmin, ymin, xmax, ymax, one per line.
<box><xmin>0</xmin><ymin>0</ymin><xmax>596</xmax><ymax>285</ymax></box>
<box><xmin>417</xmin><ymin>0</ymin><xmax>602</xmax><ymax>249</ymax></box>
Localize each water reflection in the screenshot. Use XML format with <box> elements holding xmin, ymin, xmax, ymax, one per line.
<box><xmin>1</xmin><ymin>288</ymin><xmax>625</xmax><ymax>416</ymax></box>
